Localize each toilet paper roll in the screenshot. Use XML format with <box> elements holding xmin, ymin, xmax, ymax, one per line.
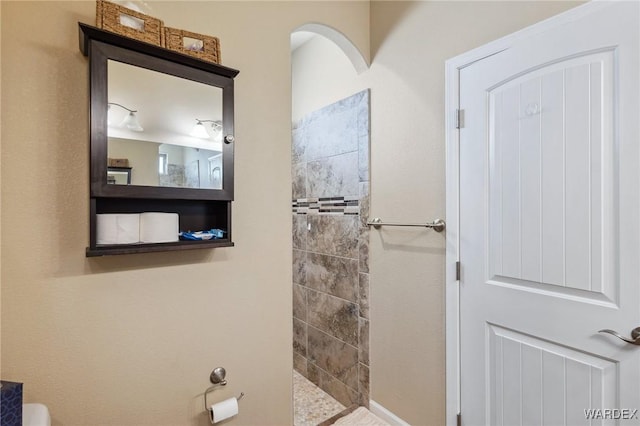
<box><xmin>209</xmin><ymin>397</ymin><xmax>238</xmax><ymax>424</ymax></box>
<box><xmin>139</xmin><ymin>212</ymin><xmax>179</xmax><ymax>243</ymax></box>
<box><xmin>96</xmin><ymin>214</ymin><xmax>140</xmax><ymax>244</ymax></box>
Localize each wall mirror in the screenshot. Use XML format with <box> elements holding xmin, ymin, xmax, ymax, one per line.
<box><xmin>86</xmin><ymin>28</ymin><xmax>238</xmax><ymax>201</ymax></box>
<box><xmin>81</xmin><ymin>23</ymin><xmax>239</xmax><ymax>256</ymax></box>
<box><xmin>107</xmin><ymin>60</ymin><xmax>223</xmax><ymax>190</ymax></box>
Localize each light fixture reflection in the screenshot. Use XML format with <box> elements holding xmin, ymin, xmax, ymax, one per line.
<box><xmin>190</xmin><ymin>120</ymin><xmax>210</xmax><ymax>138</ymax></box>
<box><xmin>108</xmin><ymin>102</ymin><xmax>144</xmax><ymax>132</ymax></box>
<box><xmin>190</xmin><ymin>119</ymin><xmax>222</xmax><ymax>139</ymax></box>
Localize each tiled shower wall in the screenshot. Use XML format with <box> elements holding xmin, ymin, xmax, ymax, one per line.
<box><xmin>292</xmin><ymin>90</ymin><xmax>370</xmax><ymax>408</ymax></box>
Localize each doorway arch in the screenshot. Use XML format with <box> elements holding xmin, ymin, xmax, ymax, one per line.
<box><xmin>292</xmin><ymin>23</ymin><xmax>369</xmax><ymax>74</ymax></box>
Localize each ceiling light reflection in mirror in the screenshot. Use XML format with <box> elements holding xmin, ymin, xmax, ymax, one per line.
<box><xmin>107</xmin><ymin>60</ymin><xmax>224</xmax><ymax>189</ymax></box>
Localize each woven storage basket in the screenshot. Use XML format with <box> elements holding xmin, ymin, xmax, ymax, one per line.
<box><xmin>96</xmin><ymin>0</ymin><xmax>165</xmax><ymax>46</ymax></box>
<box><xmin>164</xmin><ymin>27</ymin><xmax>221</xmax><ymax>64</ymax></box>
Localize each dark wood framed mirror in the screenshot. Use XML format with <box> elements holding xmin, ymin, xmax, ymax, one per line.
<box><xmin>79</xmin><ymin>23</ymin><xmax>239</xmax><ymax>256</ymax></box>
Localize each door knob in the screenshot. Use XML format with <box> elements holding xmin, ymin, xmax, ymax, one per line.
<box><xmin>598</xmin><ymin>327</ymin><xmax>640</xmax><ymax>345</ymax></box>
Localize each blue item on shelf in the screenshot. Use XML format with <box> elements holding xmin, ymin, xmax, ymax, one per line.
<box><xmin>179</xmin><ymin>229</ymin><xmax>225</xmax><ymax>241</ymax></box>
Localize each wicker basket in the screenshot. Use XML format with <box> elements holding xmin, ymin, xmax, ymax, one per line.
<box><xmin>164</xmin><ymin>27</ymin><xmax>221</xmax><ymax>64</ymax></box>
<box><xmin>96</xmin><ymin>0</ymin><xmax>165</xmax><ymax>46</ymax></box>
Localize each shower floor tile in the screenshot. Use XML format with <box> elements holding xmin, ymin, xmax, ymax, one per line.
<box><xmin>294</xmin><ymin>370</ymin><xmax>346</xmax><ymax>426</ymax></box>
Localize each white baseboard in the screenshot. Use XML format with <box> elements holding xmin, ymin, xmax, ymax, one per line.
<box><xmin>369</xmin><ymin>400</ymin><xmax>410</xmax><ymax>426</ymax></box>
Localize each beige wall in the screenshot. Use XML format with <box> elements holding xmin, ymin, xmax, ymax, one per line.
<box><xmin>369</xmin><ymin>2</ymin><xmax>580</xmax><ymax>423</ymax></box>
<box><xmin>0</xmin><ymin>2</ymin><xmax>368</xmax><ymax>425</ymax></box>
<box><xmin>292</xmin><ymin>1</ymin><xmax>580</xmax><ymax>424</ymax></box>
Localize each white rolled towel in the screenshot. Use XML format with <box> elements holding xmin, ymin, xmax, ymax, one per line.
<box><xmin>96</xmin><ymin>214</ymin><xmax>140</xmax><ymax>245</ymax></box>
<box><xmin>139</xmin><ymin>212</ymin><xmax>179</xmax><ymax>243</ymax></box>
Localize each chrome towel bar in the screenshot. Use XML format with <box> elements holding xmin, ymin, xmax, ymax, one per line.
<box><xmin>367</xmin><ymin>217</ymin><xmax>446</xmax><ymax>232</ymax></box>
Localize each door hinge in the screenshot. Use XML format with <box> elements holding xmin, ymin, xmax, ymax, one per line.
<box><xmin>456</xmin><ymin>261</ymin><xmax>461</xmax><ymax>281</ymax></box>
<box><xmin>455</xmin><ymin>109</ymin><xmax>465</xmax><ymax>129</ymax></box>
<box><xmin>457</xmin><ymin>412</ymin><xmax>462</xmax><ymax>426</ymax></box>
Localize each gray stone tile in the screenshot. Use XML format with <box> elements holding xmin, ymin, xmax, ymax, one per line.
<box><xmin>307</xmin><ymin>361</ymin><xmax>320</xmax><ymax>386</ymax></box>
<box><xmin>358</xmin><ymin>363</ymin><xmax>370</xmax><ymax>407</ymax></box>
<box><xmin>293</xmin><ymin>249</ymin><xmax>307</xmax><ymax>285</ymax></box>
<box><xmin>293</xmin><ymin>91</ymin><xmax>371</xmax><ymax>411</ymax></box>
<box><xmin>293</xmin><ymin>283</ymin><xmax>307</xmax><ymax>322</ymax></box>
<box><xmin>356</xmin><ymin>90</ymin><xmax>370</xmax><ymax>182</ymax></box>
<box><xmin>304</xmin><ymin>101</ymin><xmax>359</xmax><ymax>162</ymax></box>
<box><xmin>334</xmin><ymin>362</ymin><xmax>358</xmax><ymax>394</ymax></box>
<box><xmin>292</xmin><ymin>214</ymin><xmax>307</xmax><ymax>250</ymax></box>
<box><xmin>293</xmin><ymin>318</ymin><xmax>307</xmax><ymax>357</ymax></box>
<box><xmin>316</xmin><ymin>367</ymin><xmax>359</xmax><ymax>408</ymax></box>
<box><xmin>308</xmin><ymin>215</ymin><xmax>359</xmax><ymax>258</ymax></box>
<box><xmin>308</xmin><ymin>326</ymin><xmax>359</xmax><ymax>390</ymax></box>
<box><xmin>358</xmin><ymin>134</ymin><xmax>370</xmax><ymax>183</ymax></box>
<box><xmin>359</xmin><ymin>318</ymin><xmax>370</xmax><ymax>366</ymax></box>
<box><xmin>292</xmin><ymin>163</ymin><xmax>306</xmax><ymax>199</ymax></box>
<box><xmin>294</xmin><ymin>352</ymin><xmax>307</xmax><ymax>376</ymax></box>
<box><xmin>308</xmin><ymin>290</ymin><xmax>359</xmax><ymax>346</ymax></box>
<box><xmin>292</xmin><ymin>126</ymin><xmax>306</xmax><ymax>163</ymax></box>
<box><xmin>359</xmin><ymin>181</ymin><xmax>370</xmax><ymax>229</ymax></box>
<box><xmin>358</xmin><ymin>273</ymin><xmax>370</xmax><ymax>320</ymax></box>
<box><xmin>307</xmin><ymin>253</ymin><xmax>358</xmax><ymax>302</ymax></box>
<box><xmin>307</xmin><ymin>152</ymin><xmax>359</xmax><ymax>199</ymax></box>
<box><xmin>359</xmin><ymin>227</ymin><xmax>370</xmax><ymax>273</ymax></box>
<box><xmin>356</xmin><ymin>90</ymin><xmax>370</xmax><ymax>138</ymax></box>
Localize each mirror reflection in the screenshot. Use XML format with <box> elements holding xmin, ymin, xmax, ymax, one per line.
<box><xmin>107</xmin><ymin>60</ymin><xmax>223</xmax><ymax>189</ymax></box>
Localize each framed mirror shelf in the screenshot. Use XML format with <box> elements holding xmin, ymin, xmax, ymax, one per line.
<box><xmin>79</xmin><ymin>23</ymin><xmax>239</xmax><ymax>256</ymax></box>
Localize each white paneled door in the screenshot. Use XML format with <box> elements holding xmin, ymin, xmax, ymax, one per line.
<box><xmin>459</xmin><ymin>2</ymin><xmax>639</xmax><ymax>425</ymax></box>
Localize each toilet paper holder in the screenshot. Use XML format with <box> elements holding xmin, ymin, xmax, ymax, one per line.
<box><xmin>204</xmin><ymin>391</ymin><xmax>244</xmax><ymax>412</ymax></box>
<box><xmin>204</xmin><ymin>367</ymin><xmax>245</xmax><ymax>412</ymax></box>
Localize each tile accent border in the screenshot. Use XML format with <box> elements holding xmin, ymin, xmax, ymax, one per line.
<box><xmin>292</xmin><ymin>197</ymin><xmax>359</xmax><ymax>215</ymax></box>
